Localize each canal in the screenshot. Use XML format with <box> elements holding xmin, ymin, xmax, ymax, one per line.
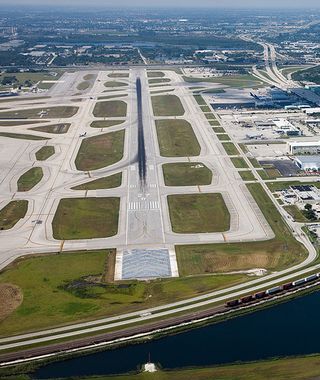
<box><xmin>34</xmin><ymin>290</ymin><xmax>320</xmax><ymax>378</ymax></box>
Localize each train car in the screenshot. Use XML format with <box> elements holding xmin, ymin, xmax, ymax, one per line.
<box><xmin>240</xmin><ymin>295</ymin><xmax>254</xmax><ymax>303</ymax></box>
<box><xmin>282</xmin><ymin>282</ymin><xmax>293</xmax><ymax>290</ymax></box>
<box><xmin>266</xmin><ymin>286</ymin><xmax>281</xmax><ymax>295</ymax></box>
<box><xmin>305</xmin><ymin>274</ymin><xmax>318</xmax><ymax>283</ymax></box>
<box><xmin>292</xmin><ymin>278</ymin><xmax>306</xmax><ymax>287</ymax></box>
<box><xmin>254</xmin><ymin>291</ymin><xmax>266</xmax><ymax>299</ymax></box>
<box><xmin>226</xmin><ymin>299</ymin><xmax>240</xmax><ymax>307</ymax></box>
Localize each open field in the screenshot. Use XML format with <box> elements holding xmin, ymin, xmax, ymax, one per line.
<box><xmin>90</xmin><ymin>120</ymin><xmax>125</xmax><ymax>128</ymax></box>
<box><xmin>0</xmin><ymin>250</ymin><xmax>247</xmax><ymax>336</ymax></box>
<box><xmin>35</xmin><ymin>146</ymin><xmax>55</xmax><ymax>161</ymax></box>
<box><xmin>0</xmin><ymin>132</ymin><xmax>49</xmax><ymax>140</ymax></box>
<box><xmin>156</xmin><ymin>119</ymin><xmax>200</xmax><ymax>157</ymax></box>
<box><xmin>283</xmin><ymin>205</ymin><xmax>309</xmax><ymax>223</ymax></box>
<box><xmin>0</xmin><ymin>71</ymin><xmax>63</xmax><ymax>91</ymax></box>
<box><xmin>93</xmin><ymin>101</ymin><xmax>127</xmax><ymax>118</ymax></box>
<box><xmin>17</xmin><ymin>167</ymin><xmax>43</xmax><ymax>192</ymax></box>
<box><xmin>152</xmin><ymin>95</ymin><xmax>184</xmax><ymax>116</ymax></box>
<box><xmin>0</xmin><ymin>120</ymin><xmax>44</xmax><ymax>126</ymax></box>
<box><xmin>52</xmin><ymin>197</ymin><xmax>120</xmax><ymax>240</ymax></box>
<box><xmin>104</xmin><ymin>81</ymin><xmax>127</xmax><ymax>88</ymax></box>
<box><xmin>162</xmin><ymin>162</ymin><xmax>212</xmax><ymax>186</ymax></box>
<box><xmin>0</xmin><ymin>106</ymin><xmax>78</xmax><ymax>119</ymax></box>
<box><xmin>183</xmin><ymin>74</ymin><xmax>263</xmax><ymax>88</ymax></box>
<box><xmin>31</xmin><ymin>123</ymin><xmax>70</xmax><ymax>134</ymax></box>
<box><xmin>176</xmin><ymin>183</ymin><xmax>307</xmax><ymax>275</ymax></box>
<box><xmin>222</xmin><ymin>142</ymin><xmax>240</xmax><ymax>155</ymax></box>
<box><xmin>0</xmin><ymin>200</ymin><xmax>28</xmax><ymax>230</ymax></box>
<box><xmin>25</xmin><ymin>354</ymin><xmax>320</xmax><ymax>380</ymax></box>
<box><xmin>168</xmin><ymin>193</ymin><xmax>230</xmax><ymax>233</ymax></box>
<box><xmin>72</xmin><ymin>173</ymin><xmax>122</xmax><ymax>190</ymax></box>
<box><xmin>230</xmin><ymin>157</ymin><xmax>249</xmax><ymax>168</ymax></box>
<box><xmin>267</xmin><ymin>181</ymin><xmax>320</xmax><ymax>193</ymax></box>
<box><xmin>0</xmin><ymin>283</ymin><xmax>22</xmax><ymax>323</ymax></box>
<box><xmin>239</xmin><ymin>171</ymin><xmax>256</xmax><ymax>181</ymax></box>
<box><xmin>75</xmin><ymin>130</ymin><xmax>125</xmax><ymax>171</ymax></box>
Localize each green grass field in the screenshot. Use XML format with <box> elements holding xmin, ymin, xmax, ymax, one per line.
<box><xmin>200</xmin><ymin>105</ymin><xmax>211</xmax><ymax>113</ymax></box>
<box><xmin>90</xmin><ymin>120</ymin><xmax>125</xmax><ymax>128</ymax></box>
<box><xmin>148</xmin><ymin>78</ymin><xmax>171</xmax><ymax>84</ymax></box>
<box><xmin>222</xmin><ymin>142</ymin><xmax>240</xmax><ymax>155</ymax></box>
<box><xmin>108</xmin><ymin>73</ymin><xmax>129</xmax><ymax>78</ymax></box>
<box><xmin>239</xmin><ymin>171</ymin><xmax>256</xmax><ymax>181</ymax></box>
<box><xmin>31</xmin><ymin>123</ymin><xmax>70</xmax><ymax>134</ymax></box>
<box><xmin>0</xmin><ymin>132</ymin><xmax>49</xmax><ymax>140</ymax></box>
<box><xmin>230</xmin><ymin>157</ymin><xmax>249</xmax><ymax>168</ymax></box>
<box><xmin>209</xmin><ymin>120</ymin><xmax>220</xmax><ymax>126</ymax></box>
<box><xmin>267</xmin><ymin>181</ymin><xmax>320</xmax><ymax>193</ymax></box>
<box><xmin>17</xmin><ymin>167</ymin><xmax>43</xmax><ymax>192</ymax></box>
<box><xmin>35</xmin><ymin>146</ymin><xmax>55</xmax><ymax>161</ymax></box>
<box><xmin>104</xmin><ymin>81</ymin><xmax>127</xmax><ymax>88</ymax></box>
<box><xmin>75</xmin><ymin>130</ymin><xmax>125</xmax><ymax>171</ymax></box>
<box><xmin>93</xmin><ymin>101</ymin><xmax>127</xmax><ymax>118</ymax></box>
<box><xmin>72</xmin><ymin>173</ymin><xmax>122</xmax><ymax>190</ymax></box>
<box><xmin>183</xmin><ymin>74</ymin><xmax>263</xmax><ymax>88</ymax></box>
<box><xmin>162</xmin><ymin>163</ymin><xmax>212</xmax><ymax>186</ymax></box>
<box><xmin>147</xmin><ymin>71</ymin><xmax>165</xmax><ymax>78</ymax></box>
<box><xmin>52</xmin><ymin>197</ymin><xmax>120</xmax><ymax>240</ymax></box>
<box><xmin>217</xmin><ymin>134</ymin><xmax>231</xmax><ymax>141</ymax></box>
<box><xmin>0</xmin><ymin>120</ymin><xmax>44</xmax><ymax>126</ymax></box>
<box><xmin>212</xmin><ymin>127</ymin><xmax>225</xmax><ymax>133</ymax></box>
<box><xmin>0</xmin><ymin>106</ymin><xmax>78</xmax><ymax>119</ymax></box>
<box><xmin>0</xmin><ymin>200</ymin><xmax>28</xmax><ymax>230</ymax></box>
<box><xmin>283</xmin><ymin>205</ymin><xmax>309</xmax><ymax>223</ymax></box>
<box><xmin>205</xmin><ymin>113</ymin><xmax>216</xmax><ymax>120</ymax></box>
<box><xmin>168</xmin><ymin>193</ymin><xmax>230</xmax><ymax>233</ymax></box>
<box><xmin>193</xmin><ymin>95</ymin><xmax>207</xmax><ymax>106</ymax></box>
<box><xmin>152</xmin><ymin>95</ymin><xmax>185</xmax><ymax>116</ymax></box>
<box><xmin>77</xmin><ymin>81</ymin><xmax>91</xmax><ymax>91</ymax></box>
<box><xmin>176</xmin><ymin>183</ymin><xmax>307</xmax><ymax>275</ymax></box>
<box><xmin>156</xmin><ymin>119</ymin><xmax>200</xmax><ymax>157</ymax></box>
<box><xmin>0</xmin><ymin>248</ymin><xmax>248</xmax><ymax>336</ymax></box>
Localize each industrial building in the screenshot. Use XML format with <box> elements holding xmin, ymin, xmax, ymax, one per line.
<box><xmin>273</xmin><ymin>118</ymin><xmax>302</xmax><ymax>136</ymax></box>
<box><xmin>288</xmin><ymin>141</ymin><xmax>320</xmax><ymax>155</ymax></box>
<box><xmin>294</xmin><ymin>156</ymin><xmax>320</xmax><ymax>171</ymax></box>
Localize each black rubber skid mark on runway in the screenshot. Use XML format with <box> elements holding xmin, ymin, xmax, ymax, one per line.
<box><xmin>136</xmin><ymin>78</ymin><xmax>147</xmax><ymax>186</ymax></box>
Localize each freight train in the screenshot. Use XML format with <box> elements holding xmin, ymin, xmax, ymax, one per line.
<box><xmin>225</xmin><ymin>273</ymin><xmax>319</xmax><ymax>308</ymax></box>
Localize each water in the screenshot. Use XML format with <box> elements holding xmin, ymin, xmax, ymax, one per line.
<box><xmin>34</xmin><ymin>290</ymin><xmax>320</xmax><ymax>378</ymax></box>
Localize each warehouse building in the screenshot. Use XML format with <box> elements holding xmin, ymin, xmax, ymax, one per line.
<box><xmin>294</xmin><ymin>156</ymin><xmax>320</xmax><ymax>171</ymax></box>
<box><xmin>288</xmin><ymin>141</ymin><xmax>320</xmax><ymax>155</ymax></box>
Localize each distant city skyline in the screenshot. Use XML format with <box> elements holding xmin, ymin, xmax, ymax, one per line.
<box><xmin>1</xmin><ymin>0</ymin><xmax>320</xmax><ymax>8</ymax></box>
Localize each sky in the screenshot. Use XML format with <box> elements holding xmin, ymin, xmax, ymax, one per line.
<box><xmin>1</xmin><ymin>0</ymin><xmax>320</xmax><ymax>8</ymax></box>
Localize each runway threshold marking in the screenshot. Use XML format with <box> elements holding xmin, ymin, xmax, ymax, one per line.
<box><xmin>59</xmin><ymin>240</ymin><xmax>65</xmax><ymax>252</ymax></box>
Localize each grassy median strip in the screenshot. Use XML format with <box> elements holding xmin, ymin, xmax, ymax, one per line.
<box><xmin>213</xmin><ymin>127</ymin><xmax>225</xmax><ymax>133</ymax></box>
<box><xmin>149</xmin><ymin>78</ymin><xmax>171</xmax><ymax>84</ymax></box>
<box><xmin>75</xmin><ymin>130</ymin><xmax>125</xmax><ymax>171</ymax></box>
<box><xmin>156</xmin><ymin>119</ymin><xmax>200</xmax><ymax>157</ymax></box>
<box><xmin>194</xmin><ymin>94</ymin><xmax>207</xmax><ymax>106</ymax></box>
<box><xmin>168</xmin><ymin>193</ymin><xmax>230</xmax><ymax>233</ymax></box>
<box><xmin>0</xmin><ymin>249</ymin><xmax>247</xmax><ymax>336</ymax></box>
<box><xmin>239</xmin><ymin>171</ymin><xmax>256</xmax><ymax>181</ymax></box>
<box><xmin>35</xmin><ymin>146</ymin><xmax>55</xmax><ymax>161</ymax></box>
<box><xmin>52</xmin><ymin>197</ymin><xmax>120</xmax><ymax>240</ymax></box>
<box><xmin>222</xmin><ymin>142</ymin><xmax>240</xmax><ymax>155</ymax></box>
<box><xmin>147</xmin><ymin>71</ymin><xmax>165</xmax><ymax>78</ymax></box>
<box><xmin>176</xmin><ymin>183</ymin><xmax>308</xmax><ymax>275</ymax></box>
<box><xmin>90</xmin><ymin>120</ymin><xmax>125</xmax><ymax>128</ymax></box>
<box><xmin>72</xmin><ymin>173</ymin><xmax>122</xmax><ymax>190</ymax></box>
<box><xmin>0</xmin><ymin>106</ymin><xmax>78</xmax><ymax>119</ymax></box>
<box><xmin>183</xmin><ymin>74</ymin><xmax>263</xmax><ymax>88</ymax></box>
<box><xmin>93</xmin><ymin>101</ymin><xmax>127</xmax><ymax>118</ymax></box>
<box><xmin>77</xmin><ymin>81</ymin><xmax>91</xmax><ymax>91</ymax></box>
<box><xmin>108</xmin><ymin>73</ymin><xmax>129</xmax><ymax>78</ymax></box>
<box><xmin>17</xmin><ymin>167</ymin><xmax>43</xmax><ymax>192</ymax></box>
<box><xmin>31</xmin><ymin>123</ymin><xmax>70</xmax><ymax>134</ymax></box>
<box><xmin>163</xmin><ymin>162</ymin><xmax>212</xmax><ymax>186</ymax></box>
<box><xmin>104</xmin><ymin>81</ymin><xmax>127</xmax><ymax>88</ymax></box>
<box><xmin>0</xmin><ymin>200</ymin><xmax>28</xmax><ymax>230</ymax></box>
<box><xmin>217</xmin><ymin>134</ymin><xmax>231</xmax><ymax>141</ymax></box>
<box><xmin>152</xmin><ymin>95</ymin><xmax>184</xmax><ymax>116</ymax></box>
